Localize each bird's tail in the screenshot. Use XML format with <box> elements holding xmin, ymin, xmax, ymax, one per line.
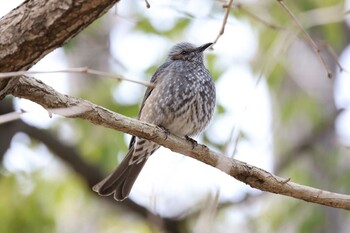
<box><xmin>92</xmin><ymin>147</ymin><xmax>147</xmax><ymax>201</ymax></box>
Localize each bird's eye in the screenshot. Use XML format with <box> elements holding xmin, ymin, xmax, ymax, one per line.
<box><xmin>181</xmin><ymin>50</ymin><xmax>188</xmax><ymax>55</ymax></box>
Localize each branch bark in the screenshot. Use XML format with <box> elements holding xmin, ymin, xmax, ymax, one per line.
<box><xmin>0</xmin><ymin>0</ymin><xmax>119</xmax><ymax>72</ymax></box>
<box><xmin>4</xmin><ymin>75</ymin><xmax>350</xmax><ymax>211</ymax></box>
<box><xmin>0</xmin><ymin>0</ymin><xmax>120</xmax><ymax>95</ymax></box>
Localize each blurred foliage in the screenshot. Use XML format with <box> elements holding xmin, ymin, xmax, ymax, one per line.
<box><xmin>135</xmin><ymin>17</ymin><xmax>191</xmax><ymax>38</ymax></box>
<box><xmin>1</xmin><ymin>0</ymin><xmax>350</xmax><ymax>232</ymax></box>
<box><xmin>205</xmin><ymin>53</ymin><xmax>223</xmax><ymax>82</ymax></box>
<box><xmin>0</xmin><ymin>174</ymin><xmax>55</xmax><ymax>233</ymax></box>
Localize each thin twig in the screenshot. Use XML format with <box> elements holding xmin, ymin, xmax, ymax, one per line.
<box><xmin>0</xmin><ymin>107</ymin><xmax>81</xmax><ymax>125</ymax></box>
<box><xmin>230</xmin><ymin>129</ymin><xmax>241</xmax><ymax>157</ymax></box>
<box><xmin>234</xmin><ymin>2</ymin><xmax>342</xmax><ymax>74</ymax></box>
<box><xmin>211</xmin><ymin>0</ymin><xmax>234</xmax><ymax>48</ymax></box>
<box><xmin>193</xmin><ymin>191</ymin><xmax>220</xmax><ymax>233</ymax></box>
<box><xmin>0</xmin><ymin>67</ymin><xmax>154</xmax><ymax>88</ymax></box>
<box><xmin>145</xmin><ymin>0</ymin><xmax>150</xmax><ymax>8</ymax></box>
<box><xmin>317</xmin><ymin>40</ymin><xmax>346</xmax><ymax>72</ymax></box>
<box><xmin>301</xmin><ymin>3</ymin><xmax>345</xmax><ymax>28</ymax></box>
<box><xmin>223</xmin><ymin>124</ymin><xmax>238</xmax><ymax>156</ymax></box>
<box><xmin>234</xmin><ymin>3</ymin><xmax>285</xmax><ymax>30</ymax></box>
<box><xmin>277</xmin><ymin>0</ymin><xmax>332</xmax><ymax>79</ymax></box>
<box><xmin>0</xmin><ymin>110</ymin><xmax>25</xmax><ymax>124</ymax></box>
<box><xmin>225</xmin><ymin>70</ymin><xmax>266</xmax><ymax>158</ymax></box>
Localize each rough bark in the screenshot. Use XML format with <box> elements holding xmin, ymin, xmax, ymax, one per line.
<box><xmin>0</xmin><ymin>0</ymin><xmax>119</xmax><ymax>93</ymax></box>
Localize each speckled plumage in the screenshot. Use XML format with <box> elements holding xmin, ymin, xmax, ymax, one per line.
<box><xmin>93</xmin><ymin>42</ymin><xmax>216</xmax><ymax>201</ymax></box>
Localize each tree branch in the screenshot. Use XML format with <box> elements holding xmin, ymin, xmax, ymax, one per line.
<box><xmin>276</xmin><ymin>0</ymin><xmax>332</xmax><ymax>78</ymax></box>
<box><xmin>3</xmin><ymin>75</ymin><xmax>350</xmax><ymax>211</ymax></box>
<box><xmin>0</xmin><ymin>0</ymin><xmax>121</xmax><ymax>100</ymax></box>
<box><xmin>0</xmin><ymin>0</ymin><xmax>120</xmax><ymax>72</ymax></box>
<box><xmin>0</xmin><ymin>67</ymin><xmax>153</xmax><ymax>88</ymax></box>
<box><xmin>211</xmin><ymin>0</ymin><xmax>234</xmax><ymax>48</ymax></box>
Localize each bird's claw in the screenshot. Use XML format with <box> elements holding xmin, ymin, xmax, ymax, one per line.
<box><xmin>159</xmin><ymin>126</ymin><xmax>170</xmax><ymax>140</ymax></box>
<box><xmin>185</xmin><ymin>136</ymin><xmax>198</xmax><ymax>149</ymax></box>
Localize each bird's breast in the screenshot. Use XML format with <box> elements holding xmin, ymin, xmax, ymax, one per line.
<box><xmin>160</xmin><ymin>79</ymin><xmax>215</xmax><ymax>136</ymax></box>
<box><xmin>141</xmin><ymin>63</ymin><xmax>216</xmax><ymax>137</ymax></box>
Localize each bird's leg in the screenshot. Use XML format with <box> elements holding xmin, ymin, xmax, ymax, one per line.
<box><xmin>185</xmin><ymin>135</ymin><xmax>198</xmax><ymax>149</ymax></box>
<box><xmin>159</xmin><ymin>126</ymin><xmax>170</xmax><ymax>140</ymax></box>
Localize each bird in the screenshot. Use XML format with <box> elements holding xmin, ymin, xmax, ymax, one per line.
<box><xmin>92</xmin><ymin>42</ymin><xmax>216</xmax><ymax>201</ymax></box>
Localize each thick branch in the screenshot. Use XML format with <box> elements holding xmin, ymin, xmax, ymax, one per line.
<box><xmin>4</xmin><ymin>75</ymin><xmax>350</xmax><ymax>211</ymax></box>
<box><xmin>0</xmin><ymin>0</ymin><xmax>119</xmax><ymax>72</ymax></box>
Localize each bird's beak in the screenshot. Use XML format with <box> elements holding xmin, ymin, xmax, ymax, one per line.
<box><xmin>196</xmin><ymin>42</ymin><xmax>213</xmax><ymax>53</ymax></box>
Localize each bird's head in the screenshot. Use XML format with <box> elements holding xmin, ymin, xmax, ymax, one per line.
<box><xmin>167</xmin><ymin>42</ymin><xmax>212</xmax><ymax>63</ymax></box>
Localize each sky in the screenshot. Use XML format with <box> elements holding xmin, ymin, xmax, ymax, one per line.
<box><xmin>1</xmin><ymin>0</ymin><xmax>350</xmax><ymax>219</ymax></box>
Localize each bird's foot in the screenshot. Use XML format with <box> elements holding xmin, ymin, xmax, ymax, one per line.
<box><xmin>185</xmin><ymin>136</ymin><xmax>198</xmax><ymax>149</ymax></box>
<box><xmin>159</xmin><ymin>126</ymin><xmax>170</xmax><ymax>140</ymax></box>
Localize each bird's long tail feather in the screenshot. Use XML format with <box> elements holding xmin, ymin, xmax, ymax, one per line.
<box><xmin>92</xmin><ymin>146</ymin><xmax>146</xmax><ymax>201</ymax></box>
<box><xmin>93</xmin><ymin>139</ymin><xmax>159</xmax><ymax>201</ymax></box>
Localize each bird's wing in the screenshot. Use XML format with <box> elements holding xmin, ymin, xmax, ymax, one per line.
<box><xmin>128</xmin><ymin>61</ymin><xmax>172</xmax><ymax>149</ymax></box>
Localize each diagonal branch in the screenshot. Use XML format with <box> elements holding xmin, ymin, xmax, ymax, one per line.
<box><xmin>3</xmin><ymin>75</ymin><xmax>350</xmax><ymax>211</ymax></box>
<box><xmin>211</xmin><ymin>0</ymin><xmax>234</xmax><ymax>47</ymax></box>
